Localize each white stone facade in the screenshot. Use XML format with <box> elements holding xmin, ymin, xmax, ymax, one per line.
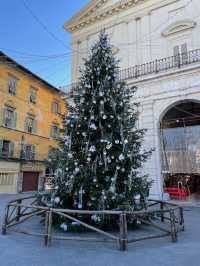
<box><xmin>64</xmin><ymin>0</ymin><xmax>200</xmax><ymax>198</ymax></box>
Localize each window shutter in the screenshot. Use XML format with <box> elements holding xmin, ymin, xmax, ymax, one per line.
<box><xmin>24</xmin><ymin>117</ymin><xmax>28</xmax><ymax>132</ymax></box>
<box><xmin>173</xmin><ymin>45</ymin><xmax>180</xmax><ymax>66</ymax></box>
<box><xmin>181</xmin><ymin>43</ymin><xmax>188</xmax><ymax>63</ymax></box>
<box><xmin>51</xmin><ymin>102</ymin><xmax>54</xmax><ymax>113</ymax></box>
<box><xmin>33</xmin><ymin>119</ymin><xmax>37</xmax><ymax>134</ymax></box>
<box><xmin>50</xmin><ymin>125</ymin><xmax>54</xmax><ymax>138</ymax></box>
<box><xmin>32</xmin><ymin>145</ymin><xmax>36</xmax><ymax>160</ymax></box>
<box><xmin>173</xmin><ymin>45</ymin><xmax>179</xmax><ymax>56</ymax></box>
<box><xmin>22</xmin><ymin>144</ymin><xmax>27</xmax><ymax>160</ymax></box>
<box><xmin>9</xmin><ymin>142</ymin><xmax>14</xmax><ymax>158</ymax></box>
<box><xmin>0</xmin><ymin>139</ymin><xmax>3</xmax><ymax>158</ymax></box>
<box><xmin>2</xmin><ymin>108</ymin><xmax>6</xmax><ymax>126</ymax></box>
<box><xmin>57</xmin><ymin>127</ymin><xmax>60</xmax><ymax>138</ymax></box>
<box><xmin>58</xmin><ymin>103</ymin><xmax>61</xmax><ymax>114</ymax></box>
<box><xmin>13</xmin><ymin>112</ymin><xmax>17</xmax><ymax>129</ymax></box>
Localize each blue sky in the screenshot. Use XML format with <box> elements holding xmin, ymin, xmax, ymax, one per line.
<box><xmin>0</xmin><ymin>0</ymin><xmax>89</xmax><ymax>88</ymax></box>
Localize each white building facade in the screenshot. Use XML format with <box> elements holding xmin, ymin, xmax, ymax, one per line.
<box><xmin>64</xmin><ymin>0</ymin><xmax>200</xmax><ymax>199</ymax></box>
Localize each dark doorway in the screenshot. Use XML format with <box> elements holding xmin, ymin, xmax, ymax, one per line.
<box><xmin>22</xmin><ymin>172</ymin><xmax>39</xmax><ymax>192</ymax></box>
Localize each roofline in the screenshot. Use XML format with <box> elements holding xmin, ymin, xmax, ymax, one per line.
<box><xmin>0</xmin><ymin>51</ymin><xmax>63</xmax><ymax>94</ymax></box>
<box><xmin>64</xmin><ymin>0</ymin><xmax>104</xmax><ymax>32</ymax></box>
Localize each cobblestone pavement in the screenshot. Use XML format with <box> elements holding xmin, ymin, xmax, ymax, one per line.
<box><xmin>0</xmin><ymin>194</ymin><xmax>200</xmax><ymax>266</ymax></box>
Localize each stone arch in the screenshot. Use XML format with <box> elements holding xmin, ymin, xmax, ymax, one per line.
<box><xmin>159</xmin><ymin>99</ymin><xmax>200</xmax><ymax>199</ymax></box>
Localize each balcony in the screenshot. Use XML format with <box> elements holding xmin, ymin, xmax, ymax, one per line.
<box><xmin>61</xmin><ymin>48</ymin><xmax>200</xmax><ymax>96</ymax></box>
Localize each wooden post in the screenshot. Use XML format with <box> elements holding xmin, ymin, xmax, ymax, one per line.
<box><xmin>47</xmin><ymin>210</ymin><xmax>52</xmax><ymax>246</ymax></box>
<box><xmin>179</xmin><ymin>207</ymin><xmax>184</xmax><ymax>231</ymax></box>
<box><xmin>160</xmin><ymin>202</ymin><xmax>164</xmax><ymax>223</ymax></box>
<box><xmin>44</xmin><ymin>210</ymin><xmax>49</xmax><ymax>247</ymax></box>
<box><xmin>119</xmin><ymin>213</ymin><xmax>128</xmax><ymax>251</ymax></box>
<box><xmin>170</xmin><ymin>210</ymin><xmax>177</xmax><ymax>243</ymax></box>
<box><xmin>2</xmin><ymin>205</ymin><xmax>9</xmax><ymax>235</ymax></box>
<box><xmin>16</xmin><ymin>199</ymin><xmax>22</xmax><ymax>222</ymax></box>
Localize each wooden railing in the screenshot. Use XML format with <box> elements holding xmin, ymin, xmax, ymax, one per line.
<box><xmin>2</xmin><ymin>196</ymin><xmax>184</xmax><ymax>251</ymax></box>
<box><xmin>61</xmin><ymin>48</ymin><xmax>200</xmax><ymax>95</ymax></box>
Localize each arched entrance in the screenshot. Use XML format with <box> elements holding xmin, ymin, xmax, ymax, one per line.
<box><xmin>160</xmin><ymin>100</ymin><xmax>200</xmax><ymax>201</ymax></box>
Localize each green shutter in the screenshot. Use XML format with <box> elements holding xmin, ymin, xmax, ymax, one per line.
<box><xmin>50</xmin><ymin>125</ymin><xmax>53</xmax><ymax>138</ymax></box>
<box><xmin>51</xmin><ymin>102</ymin><xmax>54</xmax><ymax>113</ymax></box>
<box><xmin>32</xmin><ymin>145</ymin><xmax>36</xmax><ymax>160</ymax></box>
<box><xmin>13</xmin><ymin>112</ymin><xmax>17</xmax><ymax>129</ymax></box>
<box><xmin>9</xmin><ymin>142</ymin><xmax>14</xmax><ymax>158</ymax></box>
<box><xmin>33</xmin><ymin>119</ymin><xmax>37</xmax><ymax>134</ymax></box>
<box><xmin>58</xmin><ymin>103</ymin><xmax>61</xmax><ymax>114</ymax></box>
<box><xmin>24</xmin><ymin>117</ymin><xmax>28</xmax><ymax>132</ymax></box>
<box><xmin>0</xmin><ymin>139</ymin><xmax>3</xmax><ymax>158</ymax></box>
<box><xmin>57</xmin><ymin>127</ymin><xmax>60</xmax><ymax>138</ymax></box>
<box><xmin>2</xmin><ymin>108</ymin><xmax>6</xmax><ymax>126</ymax></box>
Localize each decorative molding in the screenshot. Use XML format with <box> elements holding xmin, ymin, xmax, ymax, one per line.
<box><xmin>162</xmin><ymin>20</ymin><xmax>197</xmax><ymax>37</ymax></box>
<box><xmin>64</xmin><ymin>0</ymin><xmax>148</xmax><ymax>33</ymax></box>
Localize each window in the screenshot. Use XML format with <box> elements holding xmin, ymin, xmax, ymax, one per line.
<box><xmin>8</xmin><ymin>75</ymin><xmax>17</xmax><ymax>95</ymax></box>
<box><xmin>52</xmin><ymin>101</ymin><xmax>60</xmax><ymax>115</ymax></box>
<box><xmin>50</xmin><ymin>123</ymin><xmax>60</xmax><ymax>139</ymax></box>
<box><xmin>24</xmin><ymin>114</ymin><xmax>37</xmax><ymax>134</ymax></box>
<box><xmin>173</xmin><ymin>43</ymin><xmax>188</xmax><ymax>65</ymax></box>
<box><xmin>22</xmin><ymin>144</ymin><xmax>35</xmax><ymax>160</ymax></box>
<box><xmin>3</xmin><ymin>106</ymin><xmax>17</xmax><ymax>128</ymax></box>
<box><xmin>0</xmin><ymin>140</ymin><xmax>14</xmax><ymax>159</ymax></box>
<box><xmin>29</xmin><ymin>87</ymin><xmax>37</xmax><ymax>104</ymax></box>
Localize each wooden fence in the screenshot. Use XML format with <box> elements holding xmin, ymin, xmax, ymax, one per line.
<box><xmin>2</xmin><ymin>196</ymin><xmax>184</xmax><ymax>251</ymax></box>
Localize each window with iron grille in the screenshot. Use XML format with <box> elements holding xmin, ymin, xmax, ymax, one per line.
<box><xmin>0</xmin><ymin>140</ymin><xmax>14</xmax><ymax>159</ymax></box>
<box><xmin>52</xmin><ymin>101</ymin><xmax>60</xmax><ymax>115</ymax></box>
<box><xmin>50</xmin><ymin>123</ymin><xmax>60</xmax><ymax>139</ymax></box>
<box><xmin>173</xmin><ymin>43</ymin><xmax>188</xmax><ymax>65</ymax></box>
<box><xmin>8</xmin><ymin>75</ymin><xmax>17</xmax><ymax>95</ymax></box>
<box><xmin>3</xmin><ymin>106</ymin><xmax>17</xmax><ymax>129</ymax></box>
<box><xmin>25</xmin><ymin>115</ymin><xmax>37</xmax><ymax>134</ymax></box>
<box><xmin>29</xmin><ymin>87</ymin><xmax>37</xmax><ymax>104</ymax></box>
<box><xmin>22</xmin><ymin>144</ymin><xmax>35</xmax><ymax>160</ymax></box>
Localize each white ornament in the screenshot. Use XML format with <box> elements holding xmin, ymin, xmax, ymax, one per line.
<box><xmin>68</xmin><ymin>153</ymin><xmax>73</xmax><ymax>159</ymax></box>
<box><xmin>106</xmin><ymin>143</ymin><xmax>112</xmax><ymax>150</ymax></box>
<box><xmin>89</xmin><ymin>146</ymin><xmax>96</xmax><ymax>152</ymax></box>
<box><xmin>115</xmin><ymin>140</ymin><xmax>120</xmax><ymax>144</ymax></box>
<box><xmin>103</xmin><ymin>115</ymin><xmax>107</xmax><ymax>120</ymax></box>
<box><xmin>90</xmin><ymin>123</ymin><xmax>97</xmax><ymax>130</ymax></box>
<box><xmin>75</xmin><ymin>167</ymin><xmax>80</xmax><ymax>173</ymax></box>
<box><xmin>119</xmin><ymin>154</ymin><xmax>125</xmax><ymax>161</ymax></box>
<box><xmin>54</xmin><ymin>197</ymin><xmax>60</xmax><ymax>204</ymax></box>
<box><xmin>124</xmin><ymin>139</ymin><xmax>128</xmax><ymax>144</ymax></box>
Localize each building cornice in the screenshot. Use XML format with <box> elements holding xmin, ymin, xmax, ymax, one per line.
<box><xmin>64</xmin><ymin>0</ymin><xmax>147</xmax><ymax>33</ymax></box>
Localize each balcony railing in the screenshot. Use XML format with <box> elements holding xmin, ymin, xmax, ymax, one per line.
<box><xmin>61</xmin><ymin>48</ymin><xmax>200</xmax><ymax>95</ymax></box>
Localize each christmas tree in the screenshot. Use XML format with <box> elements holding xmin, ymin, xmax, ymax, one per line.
<box><xmin>47</xmin><ymin>31</ymin><xmax>152</xmax><ymax>214</ymax></box>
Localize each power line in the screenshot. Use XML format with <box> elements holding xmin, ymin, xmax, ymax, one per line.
<box><xmin>21</xmin><ymin>0</ymin><xmax>71</xmax><ymax>51</ymax></box>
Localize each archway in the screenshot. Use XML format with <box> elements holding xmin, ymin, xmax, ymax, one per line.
<box><xmin>160</xmin><ymin>100</ymin><xmax>200</xmax><ymax>201</ymax></box>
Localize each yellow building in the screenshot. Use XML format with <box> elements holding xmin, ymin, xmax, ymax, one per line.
<box><xmin>0</xmin><ymin>51</ymin><xmax>66</xmax><ymax>193</ymax></box>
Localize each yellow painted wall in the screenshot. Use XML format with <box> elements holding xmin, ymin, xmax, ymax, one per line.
<box><xmin>0</xmin><ymin>62</ymin><xmax>66</xmax><ymax>162</ymax></box>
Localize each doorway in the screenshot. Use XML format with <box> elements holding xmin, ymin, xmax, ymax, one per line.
<box><xmin>160</xmin><ymin>101</ymin><xmax>200</xmax><ymax>201</ymax></box>
<box><xmin>22</xmin><ymin>172</ymin><xmax>39</xmax><ymax>192</ymax></box>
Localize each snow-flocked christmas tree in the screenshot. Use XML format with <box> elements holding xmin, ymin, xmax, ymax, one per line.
<box><xmin>47</xmin><ymin>31</ymin><xmax>152</xmax><ymax>213</ymax></box>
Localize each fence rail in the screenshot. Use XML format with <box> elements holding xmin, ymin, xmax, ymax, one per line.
<box><xmin>2</xmin><ymin>196</ymin><xmax>184</xmax><ymax>251</ymax></box>
<box><xmin>61</xmin><ymin>48</ymin><xmax>200</xmax><ymax>94</ymax></box>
